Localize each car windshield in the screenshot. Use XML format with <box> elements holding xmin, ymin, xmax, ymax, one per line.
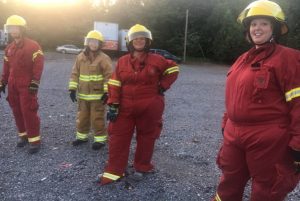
<box><xmin>65</xmin><ymin>45</ymin><xmax>77</xmax><ymax>48</ymax></box>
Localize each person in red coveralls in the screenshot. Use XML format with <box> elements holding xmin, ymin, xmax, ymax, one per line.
<box><xmin>0</xmin><ymin>15</ymin><xmax>44</xmax><ymax>154</ymax></box>
<box><xmin>213</xmin><ymin>1</ymin><xmax>300</xmax><ymax>201</ymax></box>
<box><xmin>98</xmin><ymin>24</ymin><xmax>179</xmax><ymax>185</ymax></box>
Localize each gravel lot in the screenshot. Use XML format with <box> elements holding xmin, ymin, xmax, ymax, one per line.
<box><xmin>0</xmin><ymin>52</ymin><xmax>299</xmax><ymax>201</ymax></box>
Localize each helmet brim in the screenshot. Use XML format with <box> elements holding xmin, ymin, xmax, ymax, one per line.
<box><xmin>127</xmin><ymin>31</ymin><xmax>152</xmax><ymax>43</ymax></box>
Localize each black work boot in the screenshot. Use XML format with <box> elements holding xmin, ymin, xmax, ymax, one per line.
<box><xmin>72</xmin><ymin>139</ymin><xmax>88</xmax><ymax>146</ymax></box>
<box><xmin>92</xmin><ymin>142</ymin><xmax>105</xmax><ymax>150</ymax></box>
<box><xmin>17</xmin><ymin>137</ymin><xmax>28</xmax><ymax>148</ymax></box>
<box><xmin>128</xmin><ymin>171</ymin><xmax>145</xmax><ymax>181</ymax></box>
<box><xmin>28</xmin><ymin>143</ymin><xmax>41</xmax><ymax>154</ymax></box>
<box><xmin>127</xmin><ymin>169</ymin><xmax>156</xmax><ymax>182</ymax></box>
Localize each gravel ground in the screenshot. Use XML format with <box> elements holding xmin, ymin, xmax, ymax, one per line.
<box><xmin>0</xmin><ymin>52</ymin><xmax>299</xmax><ymax>201</ymax></box>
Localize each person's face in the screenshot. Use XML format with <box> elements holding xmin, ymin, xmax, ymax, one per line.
<box><xmin>249</xmin><ymin>18</ymin><xmax>273</xmax><ymax>45</ymax></box>
<box><xmin>9</xmin><ymin>26</ymin><xmax>22</xmax><ymax>39</ymax></box>
<box><xmin>88</xmin><ymin>39</ymin><xmax>99</xmax><ymax>51</ymax></box>
<box><xmin>132</xmin><ymin>36</ymin><xmax>146</xmax><ymax>51</ymax></box>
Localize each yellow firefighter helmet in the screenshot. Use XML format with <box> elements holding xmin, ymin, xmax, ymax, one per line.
<box><xmin>84</xmin><ymin>30</ymin><xmax>104</xmax><ymax>46</ymax></box>
<box><xmin>4</xmin><ymin>15</ymin><xmax>27</xmax><ymax>33</ymax></box>
<box><xmin>127</xmin><ymin>24</ymin><xmax>152</xmax><ymax>43</ymax></box>
<box><xmin>237</xmin><ymin>0</ymin><xmax>288</xmax><ymax>35</ymax></box>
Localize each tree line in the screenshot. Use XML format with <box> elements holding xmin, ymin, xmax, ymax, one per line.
<box><xmin>0</xmin><ymin>0</ymin><xmax>299</xmax><ymax>63</ymax></box>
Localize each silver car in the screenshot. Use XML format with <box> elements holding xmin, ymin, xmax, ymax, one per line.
<box><xmin>56</xmin><ymin>44</ymin><xmax>82</xmax><ymax>54</ymax></box>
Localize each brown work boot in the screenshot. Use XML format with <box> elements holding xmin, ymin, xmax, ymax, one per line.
<box><xmin>28</xmin><ymin>143</ymin><xmax>41</xmax><ymax>154</ymax></box>
<box><xmin>17</xmin><ymin>137</ymin><xmax>28</xmax><ymax>147</ymax></box>
<box><xmin>72</xmin><ymin>139</ymin><xmax>88</xmax><ymax>146</ymax></box>
<box><xmin>92</xmin><ymin>142</ymin><xmax>105</xmax><ymax>150</ymax></box>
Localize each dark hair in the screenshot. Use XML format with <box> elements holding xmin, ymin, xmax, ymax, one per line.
<box><xmin>244</xmin><ymin>16</ymin><xmax>282</xmax><ymax>44</ymax></box>
<box><xmin>126</xmin><ymin>38</ymin><xmax>151</xmax><ymax>53</ymax></box>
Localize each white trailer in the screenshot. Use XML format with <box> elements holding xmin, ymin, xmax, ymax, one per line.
<box><xmin>94</xmin><ymin>22</ymin><xmax>119</xmax><ymax>51</ymax></box>
<box><xmin>118</xmin><ymin>29</ymin><xmax>128</xmax><ymax>52</ymax></box>
<box><xmin>0</xmin><ymin>29</ymin><xmax>8</xmax><ymax>47</ymax></box>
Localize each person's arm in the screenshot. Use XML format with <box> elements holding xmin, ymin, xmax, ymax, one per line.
<box><xmin>1</xmin><ymin>48</ymin><xmax>10</xmax><ymax>85</ymax></box>
<box><xmin>102</xmin><ymin>55</ymin><xmax>113</xmax><ymax>94</ymax></box>
<box><xmin>69</xmin><ymin>56</ymin><xmax>80</xmax><ymax>91</ymax></box>
<box><xmin>31</xmin><ymin>44</ymin><xmax>44</xmax><ymax>84</ymax></box>
<box><xmin>159</xmin><ymin>58</ymin><xmax>179</xmax><ymax>92</ymax></box>
<box><xmin>283</xmin><ymin>54</ymin><xmax>300</xmax><ymax>150</ymax></box>
<box><xmin>107</xmin><ymin>61</ymin><xmax>122</xmax><ymax>105</ymax></box>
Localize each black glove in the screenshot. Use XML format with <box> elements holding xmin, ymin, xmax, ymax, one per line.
<box><xmin>290</xmin><ymin>149</ymin><xmax>300</xmax><ymax>174</ymax></box>
<box><xmin>0</xmin><ymin>82</ymin><xmax>6</xmax><ymax>98</ymax></box>
<box><xmin>100</xmin><ymin>92</ymin><xmax>108</xmax><ymax>105</ymax></box>
<box><xmin>69</xmin><ymin>90</ymin><xmax>77</xmax><ymax>102</ymax></box>
<box><xmin>107</xmin><ymin>104</ymin><xmax>119</xmax><ymax>122</ymax></box>
<box><xmin>158</xmin><ymin>87</ymin><xmax>166</xmax><ymax>96</ymax></box>
<box><xmin>28</xmin><ymin>81</ymin><xmax>39</xmax><ymax>94</ymax></box>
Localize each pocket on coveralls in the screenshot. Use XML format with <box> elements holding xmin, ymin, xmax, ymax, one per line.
<box><xmin>252</xmin><ymin>69</ymin><xmax>271</xmax><ymax>103</ymax></box>
<box><xmin>254</xmin><ymin>69</ymin><xmax>270</xmax><ymax>89</ymax></box>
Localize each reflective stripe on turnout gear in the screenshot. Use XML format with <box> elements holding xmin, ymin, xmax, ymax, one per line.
<box><xmin>102</xmin><ymin>172</ymin><xmax>121</xmax><ymax>181</ymax></box>
<box><xmin>78</xmin><ymin>93</ymin><xmax>103</xmax><ymax>101</ymax></box>
<box><xmin>32</xmin><ymin>50</ymin><xmax>44</xmax><ymax>62</ymax></box>
<box><xmin>79</xmin><ymin>74</ymin><xmax>104</xmax><ymax>82</ymax></box>
<box><xmin>69</xmin><ymin>81</ymin><xmax>78</xmax><ymax>89</ymax></box>
<box><xmin>76</xmin><ymin>132</ymin><xmax>88</xmax><ymax>140</ymax></box>
<box><xmin>104</xmin><ymin>83</ymin><xmax>108</xmax><ymax>92</ymax></box>
<box><xmin>215</xmin><ymin>193</ymin><xmax>222</xmax><ymax>201</ymax></box>
<box><xmin>285</xmin><ymin>87</ymin><xmax>300</xmax><ymax>102</ymax></box>
<box><xmin>163</xmin><ymin>66</ymin><xmax>179</xmax><ymax>75</ymax></box>
<box><xmin>94</xmin><ymin>135</ymin><xmax>107</xmax><ymax>142</ymax></box>
<box><xmin>28</xmin><ymin>136</ymin><xmax>40</xmax><ymax>143</ymax></box>
<box><xmin>18</xmin><ymin>132</ymin><xmax>27</xmax><ymax>137</ymax></box>
<box><xmin>108</xmin><ymin>79</ymin><xmax>121</xmax><ymax>87</ymax></box>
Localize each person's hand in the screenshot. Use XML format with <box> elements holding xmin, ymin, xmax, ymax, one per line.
<box><xmin>69</xmin><ymin>90</ymin><xmax>77</xmax><ymax>102</ymax></box>
<box><xmin>100</xmin><ymin>92</ymin><xmax>108</xmax><ymax>105</ymax></box>
<box><xmin>107</xmin><ymin>104</ymin><xmax>119</xmax><ymax>122</ymax></box>
<box><xmin>0</xmin><ymin>82</ymin><xmax>6</xmax><ymax>98</ymax></box>
<box><xmin>290</xmin><ymin>148</ymin><xmax>300</xmax><ymax>174</ymax></box>
<box><xmin>28</xmin><ymin>81</ymin><xmax>39</xmax><ymax>94</ymax></box>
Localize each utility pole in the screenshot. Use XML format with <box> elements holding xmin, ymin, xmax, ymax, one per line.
<box><xmin>183</xmin><ymin>9</ymin><xmax>189</xmax><ymax>63</ymax></box>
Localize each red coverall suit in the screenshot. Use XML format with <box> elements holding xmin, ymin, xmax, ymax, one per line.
<box><xmin>214</xmin><ymin>42</ymin><xmax>300</xmax><ymax>201</ymax></box>
<box><xmin>101</xmin><ymin>53</ymin><xmax>179</xmax><ymax>184</ymax></box>
<box><xmin>1</xmin><ymin>37</ymin><xmax>44</xmax><ymax>144</ymax></box>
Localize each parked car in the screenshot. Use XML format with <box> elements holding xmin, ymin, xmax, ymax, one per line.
<box><xmin>150</xmin><ymin>49</ymin><xmax>182</xmax><ymax>63</ymax></box>
<box><xmin>56</xmin><ymin>44</ymin><xmax>82</xmax><ymax>54</ymax></box>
